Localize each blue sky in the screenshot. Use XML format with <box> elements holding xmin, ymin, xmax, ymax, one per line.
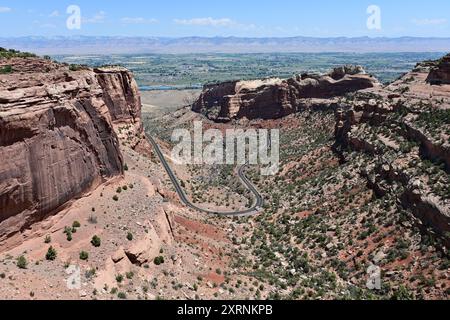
<box><xmin>0</xmin><ymin>0</ymin><xmax>449</xmax><ymax>37</ymax></box>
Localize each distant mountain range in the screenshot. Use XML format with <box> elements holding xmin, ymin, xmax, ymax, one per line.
<box><xmin>1</xmin><ymin>36</ymin><xmax>450</xmax><ymax>54</ymax></box>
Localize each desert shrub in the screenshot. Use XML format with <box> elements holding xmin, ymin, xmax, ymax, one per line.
<box><xmin>0</xmin><ymin>65</ymin><xmax>12</xmax><ymax>74</ymax></box>
<box><xmin>69</xmin><ymin>64</ymin><xmax>82</xmax><ymax>71</ymax></box>
<box><xmin>46</xmin><ymin>246</ymin><xmax>57</xmax><ymax>261</ymax></box>
<box><xmin>79</xmin><ymin>251</ymin><xmax>89</xmax><ymax>261</ymax></box>
<box><xmin>126</xmin><ymin>232</ymin><xmax>133</xmax><ymax>241</ymax></box>
<box><xmin>154</xmin><ymin>256</ymin><xmax>165</xmax><ymax>265</ymax></box>
<box><xmin>117</xmin><ymin>292</ymin><xmax>127</xmax><ymax>299</ymax></box>
<box><xmin>113</xmin><ymin>195</ymin><xmax>119</xmax><ymax>201</ymax></box>
<box><xmin>44</xmin><ymin>235</ymin><xmax>51</xmax><ymax>244</ymax></box>
<box><xmin>16</xmin><ymin>256</ymin><xmax>28</xmax><ymax>269</ymax></box>
<box><xmin>72</xmin><ymin>221</ymin><xmax>81</xmax><ymax>228</ymax></box>
<box><xmin>64</xmin><ymin>226</ymin><xmax>73</xmax><ymax>241</ymax></box>
<box><xmin>91</xmin><ymin>235</ymin><xmax>101</xmax><ymax>247</ymax></box>
<box><xmin>116</xmin><ymin>274</ymin><xmax>124</xmax><ymax>283</ymax></box>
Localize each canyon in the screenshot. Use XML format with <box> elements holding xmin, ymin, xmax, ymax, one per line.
<box><xmin>0</xmin><ymin>51</ymin><xmax>448</xmax><ymax>300</ymax></box>
<box><xmin>193</xmin><ymin>58</ymin><xmax>450</xmax><ymax>246</ymax></box>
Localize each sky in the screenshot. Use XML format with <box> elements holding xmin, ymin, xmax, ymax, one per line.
<box><xmin>0</xmin><ymin>0</ymin><xmax>449</xmax><ymax>38</ymax></box>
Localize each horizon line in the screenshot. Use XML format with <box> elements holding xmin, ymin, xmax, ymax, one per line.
<box><xmin>2</xmin><ymin>35</ymin><xmax>450</xmax><ymax>40</ymax></box>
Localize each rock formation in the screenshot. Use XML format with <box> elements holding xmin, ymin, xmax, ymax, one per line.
<box><xmin>334</xmin><ymin>56</ymin><xmax>450</xmax><ymax>245</ymax></box>
<box><xmin>0</xmin><ymin>58</ymin><xmax>144</xmax><ymax>241</ymax></box>
<box><xmin>192</xmin><ymin>66</ymin><xmax>379</xmax><ymax>122</ymax></box>
<box><xmin>426</xmin><ymin>53</ymin><xmax>450</xmax><ymax>85</ymax></box>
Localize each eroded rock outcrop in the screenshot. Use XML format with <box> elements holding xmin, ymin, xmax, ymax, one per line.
<box><xmin>427</xmin><ymin>53</ymin><xmax>450</xmax><ymax>85</ymax></box>
<box><xmin>0</xmin><ymin>58</ymin><xmax>144</xmax><ymax>241</ymax></box>
<box><xmin>334</xmin><ymin>55</ymin><xmax>450</xmax><ymax>245</ymax></box>
<box><xmin>192</xmin><ymin>66</ymin><xmax>379</xmax><ymax>122</ymax></box>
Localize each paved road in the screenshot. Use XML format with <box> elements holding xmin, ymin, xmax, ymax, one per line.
<box><xmin>147</xmin><ymin>135</ymin><xmax>263</xmax><ymax>216</ymax></box>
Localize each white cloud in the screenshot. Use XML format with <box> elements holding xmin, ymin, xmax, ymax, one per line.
<box><xmin>83</xmin><ymin>11</ymin><xmax>106</xmax><ymax>24</ymax></box>
<box><xmin>120</xmin><ymin>17</ymin><xmax>158</xmax><ymax>24</ymax></box>
<box><xmin>49</xmin><ymin>10</ymin><xmax>60</xmax><ymax>17</ymax></box>
<box><xmin>412</xmin><ymin>18</ymin><xmax>447</xmax><ymax>26</ymax></box>
<box><xmin>174</xmin><ymin>17</ymin><xmax>238</xmax><ymax>27</ymax></box>
<box><xmin>0</xmin><ymin>7</ymin><xmax>11</xmax><ymax>13</ymax></box>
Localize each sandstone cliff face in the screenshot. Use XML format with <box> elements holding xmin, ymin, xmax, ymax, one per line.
<box><xmin>192</xmin><ymin>66</ymin><xmax>379</xmax><ymax>122</ymax></box>
<box><xmin>95</xmin><ymin>67</ymin><xmax>143</xmax><ymax>130</ymax></box>
<box><xmin>0</xmin><ymin>58</ymin><xmax>143</xmax><ymax>241</ymax></box>
<box><xmin>334</xmin><ymin>56</ymin><xmax>450</xmax><ymax>245</ymax></box>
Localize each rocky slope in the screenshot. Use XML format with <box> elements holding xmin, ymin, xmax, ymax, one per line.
<box><xmin>0</xmin><ymin>57</ymin><xmax>145</xmax><ymax>242</ymax></box>
<box><xmin>335</xmin><ymin>57</ymin><xmax>450</xmax><ymax>246</ymax></box>
<box><xmin>192</xmin><ymin>66</ymin><xmax>380</xmax><ymax>122</ymax></box>
<box><xmin>191</xmin><ymin>57</ymin><xmax>449</xmax><ymax>249</ymax></box>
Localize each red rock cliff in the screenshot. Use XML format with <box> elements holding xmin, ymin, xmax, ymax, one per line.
<box><xmin>0</xmin><ymin>58</ymin><xmax>143</xmax><ymax>241</ymax></box>
<box><xmin>192</xmin><ymin>66</ymin><xmax>379</xmax><ymax>122</ymax></box>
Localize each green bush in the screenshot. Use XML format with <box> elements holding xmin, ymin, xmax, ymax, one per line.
<box><xmin>117</xmin><ymin>292</ymin><xmax>127</xmax><ymax>299</ymax></box>
<box><xmin>64</xmin><ymin>226</ymin><xmax>73</xmax><ymax>241</ymax></box>
<box><xmin>72</xmin><ymin>221</ymin><xmax>81</xmax><ymax>228</ymax></box>
<box><xmin>79</xmin><ymin>251</ymin><xmax>89</xmax><ymax>261</ymax></box>
<box><xmin>16</xmin><ymin>256</ymin><xmax>28</xmax><ymax>269</ymax></box>
<box><xmin>154</xmin><ymin>256</ymin><xmax>165</xmax><ymax>265</ymax></box>
<box><xmin>0</xmin><ymin>65</ymin><xmax>12</xmax><ymax>74</ymax></box>
<box><xmin>0</xmin><ymin>48</ymin><xmax>36</xmax><ymax>59</ymax></box>
<box><xmin>69</xmin><ymin>64</ymin><xmax>82</xmax><ymax>71</ymax></box>
<box><xmin>44</xmin><ymin>235</ymin><xmax>51</xmax><ymax>244</ymax></box>
<box><xmin>91</xmin><ymin>235</ymin><xmax>101</xmax><ymax>247</ymax></box>
<box><xmin>46</xmin><ymin>246</ymin><xmax>57</xmax><ymax>261</ymax></box>
<box><xmin>126</xmin><ymin>232</ymin><xmax>133</xmax><ymax>241</ymax></box>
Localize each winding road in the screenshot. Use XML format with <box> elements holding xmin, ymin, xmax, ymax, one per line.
<box><xmin>147</xmin><ymin>135</ymin><xmax>263</xmax><ymax>216</ymax></box>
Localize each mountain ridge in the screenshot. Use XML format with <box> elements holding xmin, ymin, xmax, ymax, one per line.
<box><xmin>2</xmin><ymin>36</ymin><xmax>450</xmax><ymax>54</ymax></box>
